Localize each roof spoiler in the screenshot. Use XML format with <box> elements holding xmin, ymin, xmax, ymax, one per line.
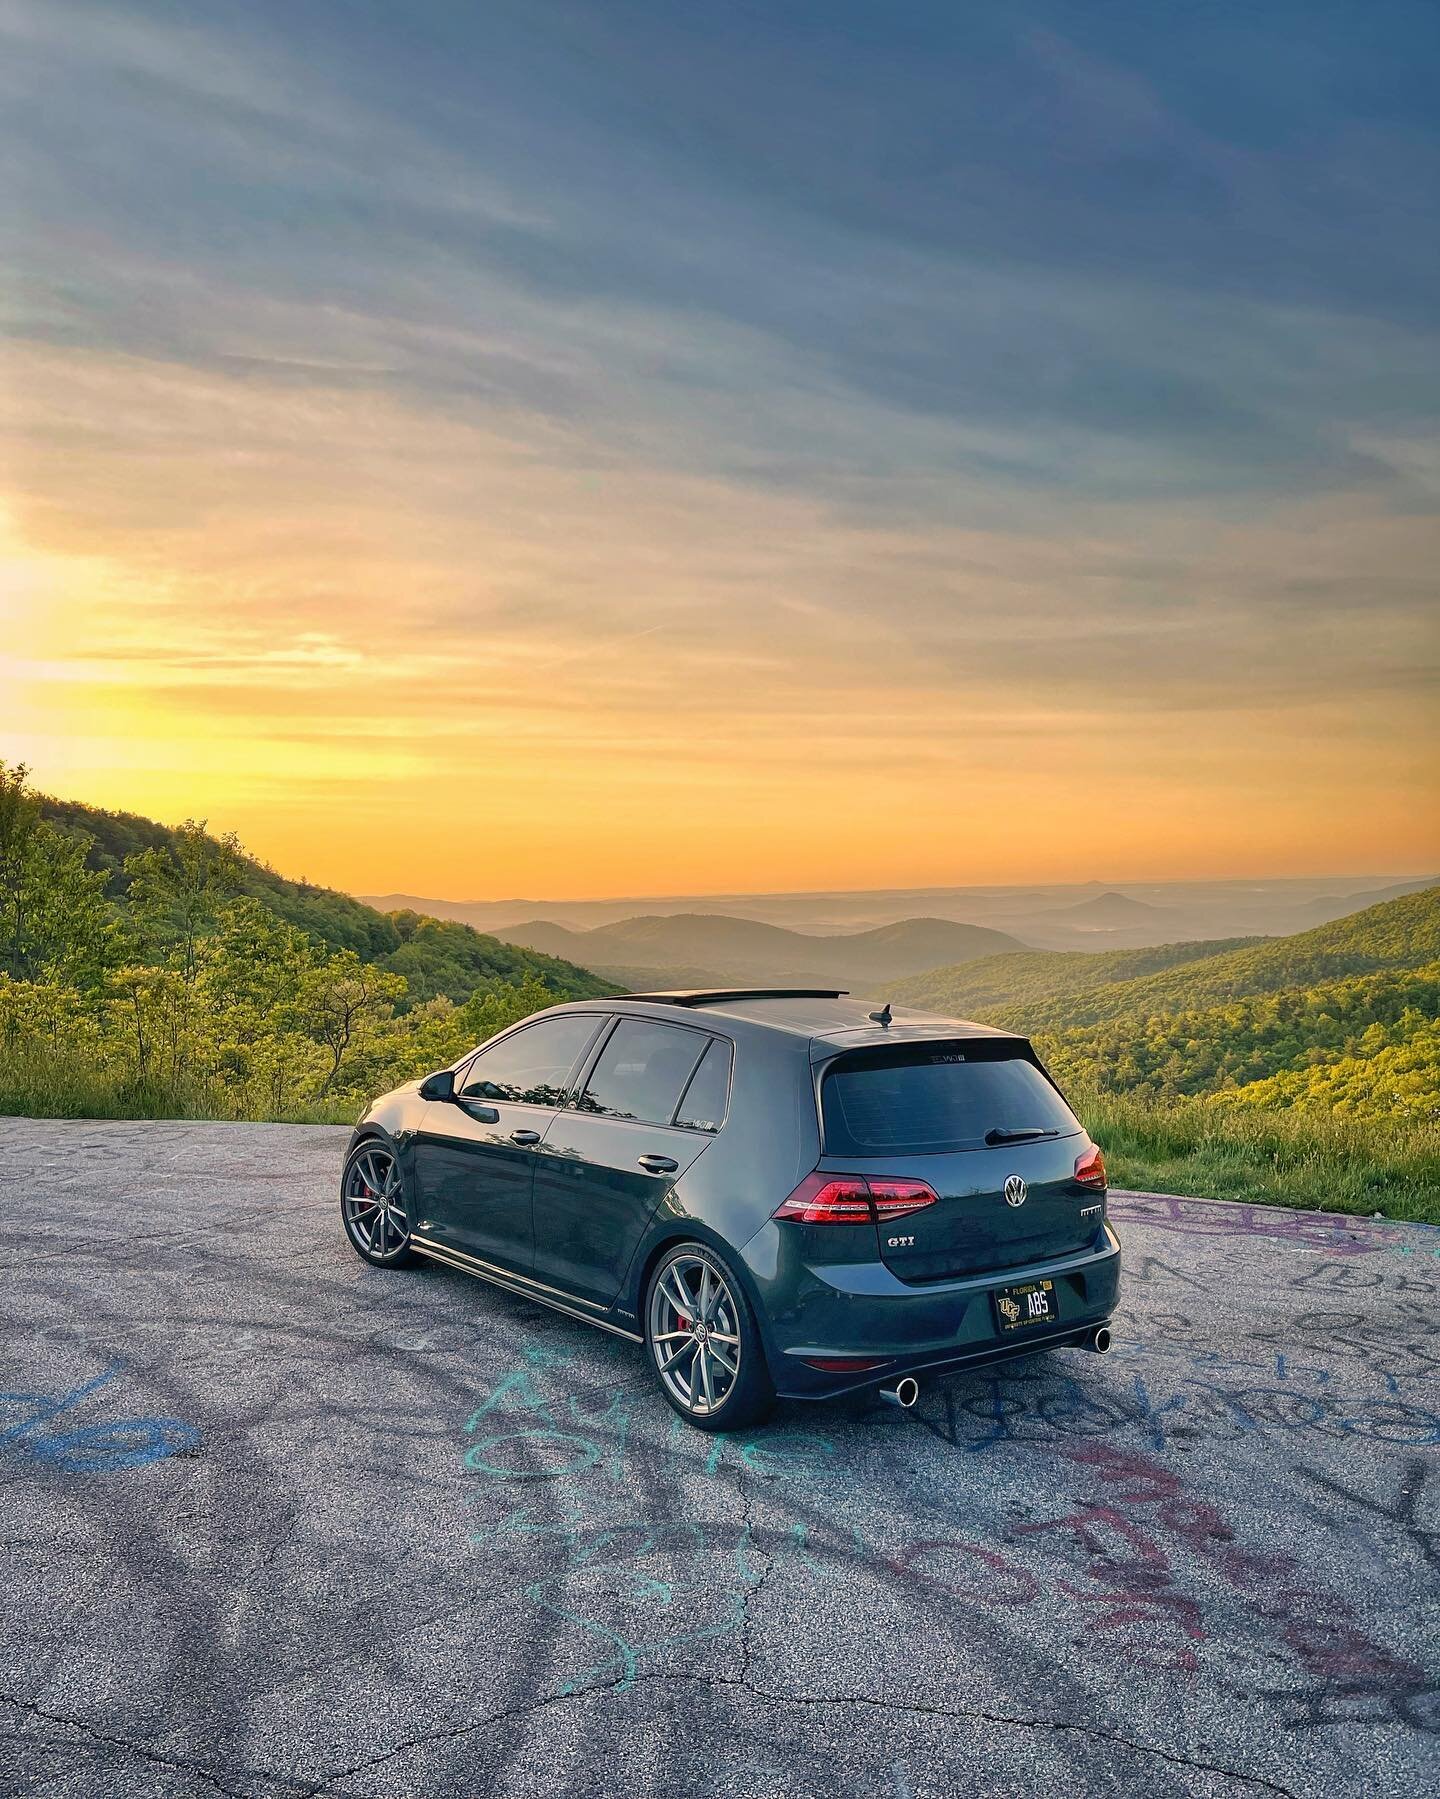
<box><xmin>620</xmin><ymin>988</ymin><xmax>850</xmax><ymax>1008</ymax></box>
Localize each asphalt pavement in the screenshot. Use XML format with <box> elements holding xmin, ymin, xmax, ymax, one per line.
<box><xmin>1</xmin><ymin>1118</ymin><xmax>1437</xmax><ymax>1798</ymax></box>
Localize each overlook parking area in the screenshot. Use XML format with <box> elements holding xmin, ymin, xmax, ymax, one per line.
<box><xmin>1</xmin><ymin>1118</ymin><xmax>1437</xmax><ymax>1798</ymax></box>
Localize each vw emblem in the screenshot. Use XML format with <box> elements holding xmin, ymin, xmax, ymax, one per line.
<box><xmin>1004</xmin><ymin>1174</ymin><xmax>1028</xmax><ymax>1208</ymax></box>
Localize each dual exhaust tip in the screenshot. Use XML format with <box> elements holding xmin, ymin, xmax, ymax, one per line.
<box><xmin>879</xmin><ymin>1325</ymin><xmax>1112</xmax><ymax>1410</ymax></box>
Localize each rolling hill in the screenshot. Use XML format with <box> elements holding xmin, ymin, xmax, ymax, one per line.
<box><xmin>1034</xmin><ymin>890</ymin><xmax>1172</xmax><ymax>926</ymax></box>
<box><xmin>892</xmin><ymin>887</ymin><xmax>1440</xmax><ymax>1116</ymax></box>
<box><xmin>493</xmin><ymin>911</ymin><xmax>1025</xmax><ymax>994</ymax></box>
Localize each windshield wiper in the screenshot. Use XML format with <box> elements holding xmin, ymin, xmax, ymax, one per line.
<box><xmin>984</xmin><ymin>1126</ymin><xmax>1059</xmax><ymax>1146</ymax></box>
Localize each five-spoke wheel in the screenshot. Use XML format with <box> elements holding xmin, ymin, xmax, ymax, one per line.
<box><xmin>341</xmin><ymin>1142</ymin><xmax>414</xmax><ymax>1265</ymax></box>
<box><xmin>644</xmin><ymin>1244</ymin><xmax>774</xmax><ymax>1430</ymax></box>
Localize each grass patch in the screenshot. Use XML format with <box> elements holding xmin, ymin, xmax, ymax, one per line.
<box><xmin>0</xmin><ymin>1052</ymin><xmax>357</xmax><ymax>1127</ymax></box>
<box><xmin>1079</xmin><ymin>1090</ymin><xmax>1440</xmax><ymax>1225</ymax></box>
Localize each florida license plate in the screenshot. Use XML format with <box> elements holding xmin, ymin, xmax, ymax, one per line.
<box><xmin>994</xmin><ymin>1278</ymin><xmax>1057</xmax><ymax>1332</ymax></box>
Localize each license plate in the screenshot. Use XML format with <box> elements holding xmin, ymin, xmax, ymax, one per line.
<box><xmin>994</xmin><ymin>1278</ymin><xmax>1057</xmax><ymax>1332</ymax></box>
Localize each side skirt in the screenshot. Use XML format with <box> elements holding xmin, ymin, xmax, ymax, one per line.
<box><xmin>409</xmin><ymin>1234</ymin><xmax>645</xmax><ymax>1344</ymax></box>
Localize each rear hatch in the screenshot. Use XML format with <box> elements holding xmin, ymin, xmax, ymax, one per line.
<box><xmin>816</xmin><ymin>1038</ymin><xmax>1101</xmax><ymax>1281</ymax></box>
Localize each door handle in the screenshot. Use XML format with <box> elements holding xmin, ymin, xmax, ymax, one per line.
<box><xmin>638</xmin><ymin>1153</ymin><xmax>679</xmax><ymax>1174</ymax></box>
<box><xmin>510</xmin><ymin>1129</ymin><xmax>542</xmax><ymax>1146</ymax></box>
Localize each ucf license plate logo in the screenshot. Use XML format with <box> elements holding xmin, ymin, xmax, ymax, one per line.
<box><xmin>995</xmin><ymin>1279</ymin><xmax>1055</xmax><ymax>1331</ymax></box>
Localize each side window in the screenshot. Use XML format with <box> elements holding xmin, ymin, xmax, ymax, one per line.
<box><xmin>459</xmin><ymin>1015</ymin><xmax>603</xmax><ymax>1107</ymax></box>
<box><xmin>575</xmin><ymin>1018</ymin><xmax>706</xmax><ymax>1126</ymax></box>
<box><xmin>674</xmin><ymin>1038</ymin><xmax>732</xmax><ymax>1133</ymax></box>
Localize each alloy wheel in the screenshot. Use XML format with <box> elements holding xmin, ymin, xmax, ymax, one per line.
<box><xmin>647</xmin><ymin>1252</ymin><xmax>742</xmax><ymax>1418</ymax></box>
<box><xmin>343</xmin><ymin>1145</ymin><xmax>409</xmax><ymax>1258</ymax></box>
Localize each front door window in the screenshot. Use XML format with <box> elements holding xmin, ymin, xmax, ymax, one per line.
<box><xmin>459</xmin><ymin>1014</ymin><xmax>603</xmax><ymax>1107</ymax></box>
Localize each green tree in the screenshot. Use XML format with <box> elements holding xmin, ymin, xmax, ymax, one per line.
<box><xmin>124</xmin><ymin>821</ymin><xmax>245</xmax><ymax>980</ymax></box>
<box><xmin>0</xmin><ymin>762</ymin><xmax>42</xmax><ymax>972</ymax></box>
<box><xmin>0</xmin><ymin>762</ymin><xmax>111</xmax><ymax>983</ymax></box>
<box><xmin>109</xmin><ymin>963</ymin><xmax>192</xmax><ymax>1084</ymax></box>
<box><xmin>300</xmin><ymin>951</ymin><xmax>407</xmax><ymax>1096</ymax></box>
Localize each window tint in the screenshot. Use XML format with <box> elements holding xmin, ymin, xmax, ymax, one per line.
<box><xmin>459</xmin><ymin>1015</ymin><xmax>602</xmax><ymax>1107</ymax></box>
<box><xmin>576</xmin><ymin>1018</ymin><xmax>706</xmax><ymax>1126</ymax></box>
<box><xmin>674</xmin><ymin>1038</ymin><xmax>732</xmax><ymax>1133</ymax></box>
<box><xmin>821</xmin><ymin>1043</ymin><xmax>1079</xmax><ymax>1156</ymax></box>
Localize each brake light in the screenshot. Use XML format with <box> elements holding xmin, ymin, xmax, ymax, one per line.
<box><xmin>1074</xmin><ymin>1146</ymin><xmax>1107</xmax><ymax>1190</ymax></box>
<box><xmin>774</xmin><ymin>1173</ymin><xmax>939</xmax><ymax>1225</ymax></box>
<box><xmin>868</xmin><ymin>1179</ymin><xmax>941</xmax><ymax>1221</ymax></box>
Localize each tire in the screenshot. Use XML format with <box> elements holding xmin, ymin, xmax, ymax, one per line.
<box><xmin>644</xmin><ymin>1242</ymin><xmax>775</xmax><ymax>1432</ymax></box>
<box><xmin>340</xmin><ymin>1139</ymin><xmax>416</xmax><ymax>1267</ymax></box>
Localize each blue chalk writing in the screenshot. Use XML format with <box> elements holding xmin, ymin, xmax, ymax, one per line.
<box><xmin>0</xmin><ymin>1366</ymin><xmax>200</xmax><ymax>1473</ymax></box>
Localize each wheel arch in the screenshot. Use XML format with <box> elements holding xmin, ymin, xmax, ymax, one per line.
<box><xmin>627</xmin><ymin>1219</ymin><xmax>780</xmax><ymax>1373</ymax></box>
<box><xmin>341</xmin><ymin>1124</ymin><xmax>419</xmax><ymax>1219</ymax></box>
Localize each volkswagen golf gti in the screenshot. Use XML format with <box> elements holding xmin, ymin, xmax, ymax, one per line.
<box><xmin>340</xmin><ymin>989</ymin><xmax>1121</xmax><ymax>1430</ymax></box>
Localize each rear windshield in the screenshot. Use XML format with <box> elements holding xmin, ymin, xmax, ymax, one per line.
<box><xmin>820</xmin><ymin>1041</ymin><xmax>1081</xmax><ymax>1157</ymax></box>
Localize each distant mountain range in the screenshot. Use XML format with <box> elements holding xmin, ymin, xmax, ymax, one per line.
<box><xmin>363</xmin><ymin>874</ymin><xmax>1438</xmax><ymax>961</ymax></box>
<box><xmin>489</xmin><ymin>912</ymin><xmax>1024</xmax><ymax>996</ymax></box>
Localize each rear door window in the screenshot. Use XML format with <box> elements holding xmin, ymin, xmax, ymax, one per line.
<box><xmin>674</xmin><ymin>1037</ymin><xmax>733</xmax><ymax>1132</ymax></box>
<box><xmin>821</xmin><ymin>1042</ymin><xmax>1080</xmax><ymax>1156</ymax></box>
<box><xmin>576</xmin><ymin>1018</ymin><xmax>708</xmax><ymax>1127</ymax></box>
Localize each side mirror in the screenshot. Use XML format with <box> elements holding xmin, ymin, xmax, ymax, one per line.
<box><xmin>418</xmin><ymin>1068</ymin><xmax>457</xmax><ymax>1102</ymax></box>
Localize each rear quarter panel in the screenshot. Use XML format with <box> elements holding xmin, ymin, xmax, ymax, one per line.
<box><xmin>615</xmin><ymin>1029</ymin><xmax>820</xmax><ymax>1326</ymax></box>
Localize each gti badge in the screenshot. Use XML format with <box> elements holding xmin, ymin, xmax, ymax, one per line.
<box><xmin>1003</xmin><ymin>1174</ymin><xmax>1028</xmax><ymax>1208</ymax></box>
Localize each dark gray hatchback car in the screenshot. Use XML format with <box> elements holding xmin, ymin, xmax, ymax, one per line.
<box><xmin>341</xmin><ymin>989</ymin><xmax>1121</xmax><ymax>1430</ymax></box>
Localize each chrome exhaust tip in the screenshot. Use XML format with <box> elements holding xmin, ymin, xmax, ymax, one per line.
<box><xmin>879</xmin><ymin>1375</ymin><xmax>920</xmax><ymax>1409</ymax></box>
<box><xmin>1088</xmin><ymin>1325</ymin><xmax>1113</xmax><ymax>1354</ymax></box>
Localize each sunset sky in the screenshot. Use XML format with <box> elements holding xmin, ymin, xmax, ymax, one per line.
<box><xmin>3</xmin><ymin>0</ymin><xmax>1437</xmax><ymax>898</ymax></box>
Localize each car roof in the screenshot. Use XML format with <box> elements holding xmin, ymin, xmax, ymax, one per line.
<box><xmin>589</xmin><ymin>989</ymin><xmax>1022</xmax><ymax>1051</ymax></box>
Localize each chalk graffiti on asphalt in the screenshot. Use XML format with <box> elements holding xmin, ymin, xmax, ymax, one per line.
<box><xmin>457</xmin><ymin>1346</ymin><xmax>1437</xmax><ymax>1737</ymax></box>
<box><xmin>0</xmin><ymin>1365</ymin><xmax>201</xmax><ymax>1472</ymax></box>
<box><xmin>461</xmin><ymin>1346</ymin><xmax>860</xmax><ymax>1693</ymax></box>
<box><xmin>1297</xmin><ymin>1456</ymin><xmax>1440</xmax><ymax>1578</ymax></box>
<box><xmin>890</xmin><ymin>1440</ymin><xmax>1432</xmax><ymax>1726</ymax></box>
<box><xmin>1108</xmin><ymin>1194</ymin><xmax>1413</xmax><ymax>1256</ymax></box>
<box><xmin>914</xmin><ymin>1348</ymin><xmax>1440</xmax><ymax>1456</ymax></box>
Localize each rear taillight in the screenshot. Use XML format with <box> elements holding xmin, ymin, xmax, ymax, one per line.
<box><xmin>1074</xmin><ymin>1146</ymin><xmax>1107</xmax><ymax>1190</ymax></box>
<box><xmin>774</xmin><ymin>1173</ymin><xmax>939</xmax><ymax>1225</ymax></box>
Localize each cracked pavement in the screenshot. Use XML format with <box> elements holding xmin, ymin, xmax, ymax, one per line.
<box><xmin>1</xmin><ymin>1118</ymin><xmax>1438</xmax><ymax>1797</ymax></box>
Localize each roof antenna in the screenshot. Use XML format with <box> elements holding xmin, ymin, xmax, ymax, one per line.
<box><xmin>868</xmin><ymin>1001</ymin><xmax>892</xmax><ymax>1027</ymax></box>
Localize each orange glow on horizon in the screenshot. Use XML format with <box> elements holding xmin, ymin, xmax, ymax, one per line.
<box><xmin>4</xmin><ymin>344</ymin><xmax>1437</xmax><ymax>902</ymax></box>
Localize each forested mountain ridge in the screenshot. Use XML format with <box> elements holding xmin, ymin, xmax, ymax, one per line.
<box><xmin>890</xmin><ymin>936</ymin><xmax>1267</xmax><ymax>1019</ymax></box>
<box><xmin>35</xmin><ymin>792</ymin><xmax>610</xmax><ymax>1007</ymax></box>
<box><xmin>0</xmin><ymin>766</ymin><xmax>609</xmax><ymax>1119</ymax></box>
<box><xmin>892</xmin><ymin>888</ymin><xmax>1440</xmax><ymax>1118</ymax></box>
<box><xmin>896</xmin><ymin>888</ymin><xmax>1438</xmax><ymax>1024</ymax></box>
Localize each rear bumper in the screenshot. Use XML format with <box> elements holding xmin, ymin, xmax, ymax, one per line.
<box><xmin>742</xmin><ymin>1220</ymin><xmax>1121</xmax><ymax>1400</ymax></box>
